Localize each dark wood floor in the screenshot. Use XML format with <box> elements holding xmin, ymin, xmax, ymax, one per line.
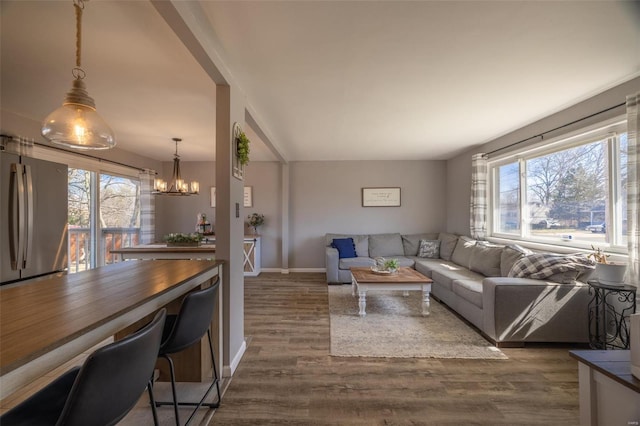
<box><xmin>212</xmin><ymin>272</ymin><xmax>582</xmax><ymax>425</ymax></box>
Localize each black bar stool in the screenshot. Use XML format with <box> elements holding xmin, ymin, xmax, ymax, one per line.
<box><xmin>1</xmin><ymin>309</ymin><xmax>166</xmax><ymax>426</ymax></box>
<box><xmin>152</xmin><ymin>277</ymin><xmax>221</xmax><ymax>425</ymax></box>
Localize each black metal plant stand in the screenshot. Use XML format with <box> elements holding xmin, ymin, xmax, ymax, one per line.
<box><xmin>587</xmin><ymin>280</ymin><xmax>637</xmax><ymax>350</ymax></box>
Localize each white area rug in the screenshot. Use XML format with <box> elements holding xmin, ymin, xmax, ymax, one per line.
<box><xmin>328</xmin><ymin>285</ymin><xmax>507</xmax><ymax>359</ymax></box>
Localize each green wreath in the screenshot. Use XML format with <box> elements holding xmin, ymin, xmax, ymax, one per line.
<box><xmin>236</xmin><ymin>131</ymin><xmax>251</xmax><ymax>166</ymax></box>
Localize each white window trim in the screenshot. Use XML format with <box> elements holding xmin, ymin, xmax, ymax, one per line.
<box><xmin>487</xmin><ymin>116</ymin><xmax>628</xmax><ymax>256</ymax></box>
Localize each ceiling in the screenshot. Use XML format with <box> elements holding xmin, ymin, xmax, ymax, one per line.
<box><xmin>1</xmin><ymin>1</ymin><xmax>639</xmax><ymax>162</ymax></box>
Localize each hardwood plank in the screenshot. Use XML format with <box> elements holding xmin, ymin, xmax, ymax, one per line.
<box><xmin>214</xmin><ymin>272</ymin><xmax>582</xmax><ymax>425</ymax></box>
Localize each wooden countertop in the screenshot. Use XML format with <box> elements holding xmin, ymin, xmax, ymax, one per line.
<box><xmin>111</xmin><ymin>244</ymin><xmax>217</xmax><ymax>254</ymax></box>
<box><xmin>570</xmin><ymin>349</ymin><xmax>640</xmax><ymax>393</ymax></box>
<box><xmin>0</xmin><ymin>260</ymin><xmax>223</xmax><ymax>387</ymax></box>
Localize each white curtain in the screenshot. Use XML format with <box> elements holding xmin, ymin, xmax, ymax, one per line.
<box><xmin>470</xmin><ymin>153</ymin><xmax>488</xmax><ymax>240</ymax></box>
<box><xmin>139</xmin><ymin>169</ymin><xmax>156</xmax><ymax>244</ymax></box>
<box><xmin>627</xmin><ymin>92</ymin><xmax>640</xmax><ymax>288</ymax></box>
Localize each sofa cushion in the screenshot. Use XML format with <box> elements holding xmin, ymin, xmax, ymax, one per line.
<box><xmin>452</xmin><ymin>279</ymin><xmax>483</xmax><ymax>309</ymax></box>
<box><xmin>418</xmin><ymin>239</ymin><xmax>440</xmax><ymax>258</ymax></box>
<box><xmin>338</xmin><ymin>257</ymin><xmax>376</xmax><ymax>270</ymax></box>
<box><xmin>369</xmin><ymin>233</ymin><xmax>404</xmax><ymax>257</ymax></box>
<box><xmin>437</xmin><ymin>233</ymin><xmax>458</xmax><ymax>261</ymax></box>
<box><xmin>432</xmin><ymin>267</ymin><xmax>485</xmax><ymax>292</ymax></box>
<box><xmin>389</xmin><ymin>256</ymin><xmax>415</xmax><ymax>268</ymax></box>
<box><xmin>469</xmin><ymin>243</ymin><xmax>502</xmax><ymax>277</ymax></box>
<box><xmin>326</xmin><ymin>234</ymin><xmax>369</xmax><ymax>257</ymax></box>
<box><xmin>451</xmin><ymin>236</ymin><xmax>476</xmax><ymax>268</ymax></box>
<box><xmin>401</xmin><ymin>233</ymin><xmax>439</xmax><ymax>256</ymax></box>
<box><xmin>501</xmin><ymin>244</ymin><xmax>532</xmax><ymax>277</ymax></box>
<box><xmin>412</xmin><ymin>258</ymin><xmax>458</xmax><ymax>278</ymax></box>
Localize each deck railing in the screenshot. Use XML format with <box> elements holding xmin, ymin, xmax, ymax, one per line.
<box><xmin>68</xmin><ymin>227</ymin><xmax>140</xmax><ymax>273</ymax></box>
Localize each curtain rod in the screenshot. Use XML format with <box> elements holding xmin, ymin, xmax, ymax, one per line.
<box><xmin>485</xmin><ymin>101</ymin><xmax>626</xmax><ymax>158</ymax></box>
<box><xmin>0</xmin><ymin>134</ymin><xmax>149</xmax><ymax>173</ymax></box>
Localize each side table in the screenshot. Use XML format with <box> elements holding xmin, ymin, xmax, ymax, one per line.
<box><xmin>587</xmin><ymin>280</ymin><xmax>637</xmax><ymax>350</ymax></box>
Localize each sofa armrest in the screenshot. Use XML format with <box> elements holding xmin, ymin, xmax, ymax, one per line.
<box><xmin>326</xmin><ymin>247</ymin><xmax>340</xmax><ymax>283</ymax></box>
<box><xmin>482</xmin><ymin>277</ymin><xmax>590</xmax><ymax>343</ymax></box>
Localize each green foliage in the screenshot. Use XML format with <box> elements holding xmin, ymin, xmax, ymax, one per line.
<box><xmin>163</xmin><ymin>233</ymin><xmax>202</xmax><ymax>244</ymax></box>
<box><xmin>384</xmin><ymin>258</ymin><xmax>399</xmax><ymax>270</ymax></box>
<box><xmin>236</xmin><ymin>131</ymin><xmax>251</xmax><ymax>166</ymax></box>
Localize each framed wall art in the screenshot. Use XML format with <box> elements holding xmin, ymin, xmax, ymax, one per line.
<box><xmin>362</xmin><ymin>187</ymin><xmax>401</xmax><ymax>207</ymax></box>
<box><xmin>210</xmin><ymin>186</ymin><xmax>253</xmax><ymax>208</ymax></box>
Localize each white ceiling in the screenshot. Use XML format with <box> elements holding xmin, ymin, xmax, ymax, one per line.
<box><xmin>1</xmin><ymin>1</ymin><xmax>639</xmax><ymax>162</ymax></box>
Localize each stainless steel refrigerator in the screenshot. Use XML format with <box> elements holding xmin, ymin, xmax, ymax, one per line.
<box><xmin>1</xmin><ymin>150</ymin><xmax>68</xmax><ymax>285</ymax></box>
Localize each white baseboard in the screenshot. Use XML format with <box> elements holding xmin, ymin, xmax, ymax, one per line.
<box><xmin>222</xmin><ymin>339</ymin><xmax>247</xmax><ymax>378</ymax></box>
<box><xmin>289</xmin><ymin>268</ymin><xmax>326</xmax><ymax>273</ymax></box>
<box><xmin>257</xmin><ymin>268</ymin><xmax>326</xmax><ymax>274</ymax></box>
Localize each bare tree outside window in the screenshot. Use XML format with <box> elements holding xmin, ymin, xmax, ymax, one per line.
<box><xmin>68</xmin><ymin>169</ymin><xmax>141</xmax><ymax>272</ymax></box>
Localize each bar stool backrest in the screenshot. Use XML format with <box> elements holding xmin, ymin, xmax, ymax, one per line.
<box><xmin>160</xmin><ymin>278</ymin><xmax>220</xmax><ymax>355</ymax></box>
<box><xmin>58</xmin><ymin>309</ymin><xmax>167</xmax><ymax>426</ymax></box>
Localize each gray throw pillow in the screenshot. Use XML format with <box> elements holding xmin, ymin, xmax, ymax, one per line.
<box><xmin>500</xmin><ymin>244</ymin><xmax>532</xmax><ymax>277</ymax></box>
<box><xmin>438</xmin><ymin>233</ymin><xmax>459</xmax><ymax>261</ymax></box>
<box><xmin>402</xmin><ymin>233</ymin><xmax>439</xmax><ymax>256</ymax></box>
<box><xmin>469</xmin><ymin>243</ymin><xmax>503</xmax><ymax>277</ymax></box>
<box><xmin>451</xmin><ymin>236</ymin><xmax>476</xmax><ymax>268</ymax></box>
<box><xmin>418</xmin><ymin>239</ymin><xmax>440</xmax><ymax>258</ymax></box>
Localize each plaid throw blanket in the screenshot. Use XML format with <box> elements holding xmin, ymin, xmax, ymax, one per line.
<box><xmin>508</xmin><ymin>253</ymin><xmax>595</xmax><ymax>280</ymax></box>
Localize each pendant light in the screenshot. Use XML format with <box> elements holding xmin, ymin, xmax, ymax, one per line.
<box><xmin>153</xmin><ymin>138</ymin><xmax>200</xmax><ymax>196</ymax></box>
<box><xmin>41</xmin><ymin>0</ymin><xmax>116</xmax><ymax>150</ymax></box>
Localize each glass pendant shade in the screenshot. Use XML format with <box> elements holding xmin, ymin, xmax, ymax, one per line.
<box><xmin>42</xmin><ymin>78</ymin><xmax>115</xmax><ymax>150</ymax></box>
<box><xmin>41</xmin><ymin>1</ymin><xmax>115</xmax><ymax>150</ymax></box>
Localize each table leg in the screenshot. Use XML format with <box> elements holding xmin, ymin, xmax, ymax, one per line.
<box><xmin>422</xmin><ymin>289</ymin><xmax>430</xmax><ymax>316</ymax></box>
<box><xmin>351</xmin><ymin>277</ymin><xmax>356</xmax><ymax>297</ymax></box>
<box><xmin>358</xmin><ymin>290</ymin><xmax>367</xmax><ymax>316</ymax></box>
<box><xmin>402</xmin><ymin>290</ymin><xmax>409</xmax><ymax>297</ymax></box>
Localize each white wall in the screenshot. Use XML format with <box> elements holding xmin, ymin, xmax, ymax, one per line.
<box><xmin>445</xmin><ymin>76</ymin><xmax>640</xmax><ymax>235</ymax></box>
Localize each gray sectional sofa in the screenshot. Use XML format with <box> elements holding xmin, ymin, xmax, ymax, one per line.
<box><xmin>325</xmin><ymin>232</ymin><xmax>592</xmax><ymax>346</ymax></box>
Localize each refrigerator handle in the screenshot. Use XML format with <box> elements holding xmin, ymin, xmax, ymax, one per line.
<box><xmin>9</xmin><ymin>163</ymin><xmax>25</xmax><ymax>270</ymax></box>
<box><xmin>24</xmin><ymin>165</ymin><xmax>34</xmax><ymax>269</ymax></box>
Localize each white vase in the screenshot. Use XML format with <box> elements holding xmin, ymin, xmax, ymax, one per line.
<box><xmin>595</xmin><ymin>262</ymin><xmax>627</xmax><ymax>286</ymax></box>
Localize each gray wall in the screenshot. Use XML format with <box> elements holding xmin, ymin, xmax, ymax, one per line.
<box><xmin>155</xmin><ymin>161</ymin><xmax>216</xmax><ymax>240</ymax></box>
<box><xmin>289</xmin><ymin>160</ymin><xmax>447</xmax><ymax>268</ymax></box>
<box><xmin>244</xmin><ymin>161</ymin><xmax>282</xmax><ymax>269</ymax></box>
<box><xmin>445</xmin><ymin>76</ymin><xmax>640</xmax><ymax>234</ymax></box>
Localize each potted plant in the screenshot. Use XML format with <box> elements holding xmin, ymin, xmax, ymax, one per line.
<box><xmin>236</xmin><ymin>131</ymin><xmax>251</xmax><ymax>166</ymax></box>
<box><xmin>588</xmin><ymin>245</ymin><xmax>627</xmax><ymax>286</ymax></box>
<box><xmin>384</xmin><ymin>258</ymin><xmax>399</xmax><ymax>273</ymax></box>
<box><xmin>247</xmin><ymin>213</ymin><xmax>265</xmax><ymax>234</ymax></box>
<box><xmin>373</xmin><ymin>257</ymin><xmax>399</xmax><ymax>273</ymax></box>
<box><xmin>164</xmin><ymin>232</ymin><xmax>202</xmax><ymax>247</ymax></box>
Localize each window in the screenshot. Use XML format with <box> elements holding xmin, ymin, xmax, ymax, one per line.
<box><xmin>68</xmin><ymin>169</ymin><xmax>141</xmax><ymax>273</ymax></box>
<box><xmin>490</xmin><ymin>119</ymin><xmax>627</xmax><ymax>251</ymax></box>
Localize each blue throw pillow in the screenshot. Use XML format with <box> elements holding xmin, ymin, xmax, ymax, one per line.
<box><xmin>331</xmin><ymin>238</ymin><xmax>357</xmax><ymax>259</ymax></box>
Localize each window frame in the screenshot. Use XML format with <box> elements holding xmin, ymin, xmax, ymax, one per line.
<box><xmin>32</xmin><ymin>145</ymin><xmax>142</xmax><ymax>271</ymax></box>
<box><xmin>487</xmin><ymin>117</ymin><xmax>628</xmax><ymax>254</ymax></box>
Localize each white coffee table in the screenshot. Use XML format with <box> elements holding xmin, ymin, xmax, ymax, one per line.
<box><xmin>350</xmin><ymin>267</ymin><xmax>433</xmax><ymax>317</ymax></box>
